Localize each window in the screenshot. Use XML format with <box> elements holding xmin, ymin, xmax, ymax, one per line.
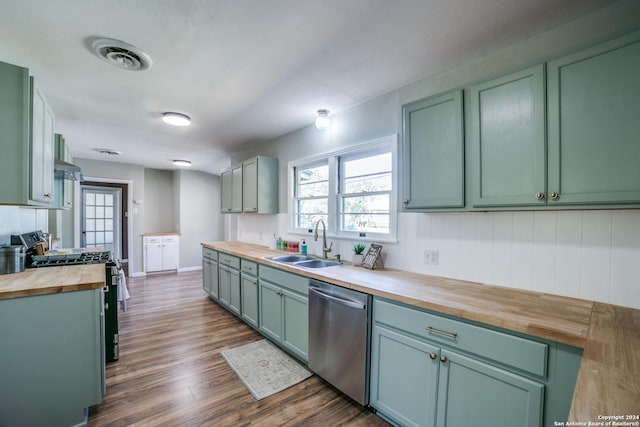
<box><xmin>291</xmin><ymin>135</ymin><xmax>396</xmax><ymax>240</ymax></box>
<box><xmin>339</xmin><ymin>149</ymin><xmax>392</xmax><ymax>236</ymax></box>
<box><xmin>293</xmin><ymin>160</ymin><xmax>329</xmax><ymax>230</ymax></box>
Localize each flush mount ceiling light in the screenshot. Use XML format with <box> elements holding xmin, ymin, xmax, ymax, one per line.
<box><xmin>91</xmin><ymin>38</ymin><xmax>152</xmax><ymax>71</ymax></box>
<box><xmin>162</xmin><ymin>112</ymin><xmax>191</xmax><ymax>127</ymax></box>
<box><xmin>315</xmin><ymin>109</ymin><xmax>331</xmax><ymax>130</ymax></box>
<box><xmin>172</xmin><ymin>160</ymin><xmax>192</xmax><ymax>167</ymax></box>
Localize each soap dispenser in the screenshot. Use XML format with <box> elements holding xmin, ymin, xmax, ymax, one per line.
<box><xmin>300</xmin><ymin>239</ymin><xmax>307</xmax><ymax>255</ymax></box>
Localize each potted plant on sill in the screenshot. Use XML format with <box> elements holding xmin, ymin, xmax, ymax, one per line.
<box><xmin>352</xmin><ymin>243</ymin><xmax>366</xmax><ymax>266</ymax></box>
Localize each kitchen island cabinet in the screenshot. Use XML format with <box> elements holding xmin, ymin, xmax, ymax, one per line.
<box><xmin>0</xmin><ymin>60</ymin><xmax>55</xmax><ymax>207</ymax></box>
<box><xmin>0</xmin><ymin>264</ymin><xmax>105</xmax><ymax>427</ymax></box>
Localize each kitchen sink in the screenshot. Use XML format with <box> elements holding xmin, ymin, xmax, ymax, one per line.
<box><xmin>294</xmin><ymin>259</ymin><xmax>342</xmax><ymax>268</ymax></box>
<box><xmin>267</xmin><ymin>254</ymin><xmax>343</xmax><ymax>268</ymax></box>
<box><xmin>268</xmin><ymin>254</ymin><xmax>317</xmax><ymax>263</ymax></box>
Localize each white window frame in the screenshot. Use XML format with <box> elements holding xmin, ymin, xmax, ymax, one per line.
<box><xmin>288</xmin><ymin>134</ymin><xmax>398</xmax><ymax>242</ymax></box>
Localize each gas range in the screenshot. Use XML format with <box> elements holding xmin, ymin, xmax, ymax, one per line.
<box><xmin>30</xmin><ymin>251</ymin><xmax>115</xmax><ymax>268</ymax></box>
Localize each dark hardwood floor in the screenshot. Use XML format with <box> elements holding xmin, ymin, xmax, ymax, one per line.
<box><xmin>88</xmin><ymin>270</ymin><xmax>389</xmax><ymax>426</ymax></box>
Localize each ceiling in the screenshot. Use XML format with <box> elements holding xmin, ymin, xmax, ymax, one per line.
<box><xmin>0</xmin><ymin>0</ymin><xmax>614</xmax><ymax>175</ymax></box>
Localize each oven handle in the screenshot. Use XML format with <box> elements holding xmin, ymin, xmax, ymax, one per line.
<box><xmin>309</xmin><ymin>286</ymin><xmax>366</xmax><ymax>310</ymax></box>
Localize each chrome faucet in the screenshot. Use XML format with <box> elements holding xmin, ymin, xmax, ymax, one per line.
<box><xmin>314</xmin><ymin>219</ymin><xmax>333</xmax><ymax>259</ymax></box>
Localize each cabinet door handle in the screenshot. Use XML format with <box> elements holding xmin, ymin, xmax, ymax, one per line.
<box><xmin>403</xmin><ymin>199</ymin><xmax>409</xmax><ymax>205</ymax></box>
<box><xmin>440</xmin><ymin>355</ymin><xmax>448</xmax><ymax>363</ymax></box>
<box><xmin>426</xmin><ymin>326</ymin><xmax>458</xmax><ymax>339</ymax></box>
<box><xmin>44</xmin><ymin>193</ymin><xmax>52</xmax><ymax>199</ymax></box>
<box><xmin>429</xmin><ymin>353</ymin><xmax>437</xmax><ymax>360</ymax></box>
<box><xmin>549</xmin><ymin>191</ymin><xmax>559</xmax><ymax>200</ymax></box>
<box><xmin>534</xmin><ymin>192</ymin><xmax>545</xmax><ymax>200</ymax></box>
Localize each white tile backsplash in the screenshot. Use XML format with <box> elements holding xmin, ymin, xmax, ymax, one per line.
<box><xmin>0</xmin><ymin>206</ymin><xmax>49</xmax><ymax>245</ymax></box>
<box><xmin>231</xmin><ymin>209</ymin><xmax>640</xmax><ymax>309</ymax></box>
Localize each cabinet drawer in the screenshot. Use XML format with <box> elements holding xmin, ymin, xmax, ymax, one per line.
<box><xmin>374</xmin><ymin>298</ymin><xmax>548</xmax><ymax>377</ymax></box>
<box><xmin>241</xmin><ymin>259</ymin><xmax>258</xmax><ymax>276</ymax></box>
<box><xmin>162</xmin><ymin>235</ymin><xmax>178</xmax><ymax>243</ymax></box>
<box><xmin>202</xmin><ymin>247</ymin><xmax>217</xmax><ymax>260</ymax></box>
<box><xmin>259</xmin><ymin>265</ymin><xmax>308</xmax><ymax>295</ymax></box>
<box><xmin>144</xmin><ymin>236</ymin><xmax>161</xmax><ymax>244</ymax></box>
<box><xmin>218</xmin><ymin>253</ymin><xmax>240</xmax><ymax>269</ymax></box>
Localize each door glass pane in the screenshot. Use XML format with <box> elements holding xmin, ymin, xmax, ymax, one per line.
<box><xmin>105</xmin><ymin>232</ymin><xmax>113</xmax><ymax>244</ymax></box>
<box><xmin>86</xmin><ymin>232</ymin><xmax>95</xmax><ymax>244</ymax></box>
<box><xmin>85</xmin><ymin>193</ymin><xmax>95</xmax><ymax>205</ymax></box>
<box><xmin>95</xmin><ymin>193</ymin><xmax>104</xmax><ymax>205</ymax></box>
<box><xmin>86</xmin><ymin>219</ymin><xmax>95</xmax><ymax>232</ymax></box>
<box><xmin>96</xmin><ymin>206</ymin><xmax>105</xmax><ymax>218</ymax></box>
<box><xmin>105</xmin><ymin>219</ymin><xmax>113</xmax><ymax>231</ymax></box>
<box><xmin>86</xmin><ymin>206</ymin><xmax>95</xmax><ymax>218</ymax></box>
<box><xmin>104</xmin><ymin>194</ymin><xmax>113</xmax><ymax>206</ymax></box>
<box><xmin>96</xmin><ymin>219</ymin><xmax>105</xmax><ymax>232</ymax></box>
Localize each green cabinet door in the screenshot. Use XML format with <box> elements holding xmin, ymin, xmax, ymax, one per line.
<box><xmin>241</xmin><ymin>274</ymin><xmax>259</xmax><ymax>327</ymax></box>
<box><xmin>547</xmin><ymin>31</ymin><xmax>640</xmax><ymax>205</ymax></box>
<box><xmin>370</xmin><ymin>324</ymin><xmax>440</xmax><ymax>427</ymax></box>
<box><xmin>242</xmin><ymin>157</ymin><xmax>258</xmax><ymax>212</ymax></box>
<box><xmin>203</xmin><ymin>258</ymin><xmax>219</xmax><ymax>300</ymax></box>
<box><xmin>281</xmin><ymin>288</ymin><xmax>308</xmax><ymax>362</ymax></box>
<box><xmin>436</xmin><ymin>350</ymin><xmax>543</xmax><ymax>427</ymax></box>
<box><xmin>30</xmin><ymin>78</ymin><xmax>55</xmax><ymax>205</ymax></box>
<box><xmin>259</xmin><ymin>279</ymin><xmax>283</xmax><ymax>342</ymax></box>
<box><xmin>402</xmin><ymin>89</ymin><xmax>464</xmax><ymax>209</ymax></box>
<box><xmin>231</xmin><ymin>164</ymin><xmax>243</xmax><ymax>212</ymax></box>
<box><xmin>470</xmin><ymin>65</ymin><xmax>546</xmax><ymax>207</ymax></box>
<box><xmin>220</xmin><ymin>169</ymin><xmax>232</xmax><ymax>212</ymax></box>
<box><xmin>228</xmin><ymin>267</ymin><xmax>241</xmax><ymax>315</ymax></box>
<box><xmin>218</xmin><ymin>265</ymin><xmax>232</xmax><ymax>307</ymax></box>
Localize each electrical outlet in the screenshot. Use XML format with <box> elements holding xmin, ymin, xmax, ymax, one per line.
<box><xmin>424</xmin><ymin>249</ymin><xmax>439</xmax><ymax>265</ymax></box>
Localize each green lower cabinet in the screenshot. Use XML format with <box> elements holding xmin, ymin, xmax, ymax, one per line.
<box><xmin>436</xmin><ymin>350</ymin><xmax>543</xmax><ymax>427</ymax></box>
<box><xmin>258</xmin><ymin>266</ymin><xmax>309</xmax><ymax>363</ymax></box>
<box><xmin>370</xmin><ymin>297</ymin><xmax>580</xmax><ymax>427</ymax></box>
<box><xmin>241</xmin><ymin>273</ymin><xmax>259</xmax><ymax>327</ymax></box>
<box><xmin>370</xmin><ymin>325</ymin><xmax>440</xmax><ymax>427</ymax></box>
<box><xmin>258</xmin><ymin>280</ymin><xmax>283</xmax><ymax>341</ymax></box>
<box><xmin>202</xmin><ymin>258</ymin><xmax>219</xmax><ymax>300</ymax></box>
<box><xmin>281</xmin><ymin>288</ymin><xmax>308</xmax><ymax>361</ymax></box>
<box><xmin>219</xmin><ymin>264</ymin><xmax>240</xmax><ymax>315</ymax></box>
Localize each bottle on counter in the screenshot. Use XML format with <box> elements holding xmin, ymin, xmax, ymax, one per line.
<box><xmin>300</xmin><ymin>239</ymin><xmax>307</xmax><ymax>255</ymax></box>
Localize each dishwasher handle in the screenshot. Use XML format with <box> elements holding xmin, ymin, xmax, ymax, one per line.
<box><xmin>309</xmin><ymin>286</ymin><xmax>366</xmax><ymax>310</ymax></box>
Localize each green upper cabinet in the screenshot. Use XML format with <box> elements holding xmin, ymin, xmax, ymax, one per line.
<box><xmin>220</xmin><ymin>164</ymin><xmax>243</xmax><ymax>213</ymax></box>
<box><xmin>470</xmin><ymin>64</ymin><xmax>546</xmax><ymax>208</ymax></box>
<box><xmin>547</xmin><ymin>31</ymin><xmax>640</xmax><ymax>205</ymax></box>
<box><xmin>242</xmin><ymin>155</ymin><xmax>278</xmax><ymax>213</ymax></box>
<box><xmin>0</xmin><ymin>61</ymin><xmax>55</xmax><ymax>206</ymax></box>
<box><xmin>402</xmin><ymin>90</ymin><xmax>464</xmax><ymax>210</ymax></box>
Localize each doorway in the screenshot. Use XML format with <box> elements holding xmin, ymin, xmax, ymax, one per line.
<box><xmin>80</xmin><ymin>185</ymin><xmax>122</xmax><ymax>259</ymax></box>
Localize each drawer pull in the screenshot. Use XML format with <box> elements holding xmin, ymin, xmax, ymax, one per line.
<box><xmin>429</xmin><ymin>353</ymin><xmax>437</xmax><ymax>360</ymax></box>
<box><xmin>426</xmin><ymin>326</ymin><xmax>458</xmax><ymax>339</ymax></box>
<box><xmin>440</xmin><ymin>355</ymin><xmax>448</xmax><ymax>363</ymax></box>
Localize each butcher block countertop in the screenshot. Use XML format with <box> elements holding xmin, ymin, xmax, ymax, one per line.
<box><xmin>203</xmin><ymin>241</ymin><xmax>640</xmax><ymax>421</ymax></box>
<box><xmin>0</xmin><ymin>264</ymin><xmax>105</xmax><ymax>300</ymax></box>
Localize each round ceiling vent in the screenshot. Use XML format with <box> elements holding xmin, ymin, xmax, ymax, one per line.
<box><xmin>91</xmin><ymin>38</ymin><xmax>152</xmax><ymax>71</ymax></box>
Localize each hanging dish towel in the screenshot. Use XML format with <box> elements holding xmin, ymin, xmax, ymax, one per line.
<box><xmin>117</xmin><ymin>269</ymin><xmax>130</xmax><ymax>311</ymax></box>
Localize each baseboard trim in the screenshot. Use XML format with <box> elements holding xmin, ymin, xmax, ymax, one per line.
<box><xmin>131</xmin><ymin>272</ymin><xmax>146</xmax><ymax>277</ymax></box>
<box><xmin>178</xmin><ymin>266</ymin><xmax>203</xmax><ymax>273</ymax></box>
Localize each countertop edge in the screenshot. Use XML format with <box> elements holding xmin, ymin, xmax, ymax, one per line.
<box><xmin>202</xmin><ymin>241</ymin><xmax>591</xmax><ymax>348</ymax></box>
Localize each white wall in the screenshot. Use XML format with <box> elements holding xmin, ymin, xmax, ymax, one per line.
<box><xmin>229</xmin><ymin>2</ymin><xmax>640</xmax><ymax>309</ymax></box>
<box><xmin>174</xmin><ymin>170</ymin><xmax>223</xmax><ymax>269</ymax></box>
<box><xmin>0</xmin><ymin>207</ymin><xmax>49</xmax><ymax>245</ymax></box>
<box><xmin>144</xmin><ymin>168</ymin><xmax>175</xmax><ymax>233</ymax></box>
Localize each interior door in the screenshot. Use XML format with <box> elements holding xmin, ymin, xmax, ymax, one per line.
<box><xmin>81</xmin><ymin>186</ymin><xmax>121</xmax><ymax>259</ymax></box>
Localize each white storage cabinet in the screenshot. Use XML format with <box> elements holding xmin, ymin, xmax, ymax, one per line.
<box><xmin>144</xmin><ymin>235</ymin><xmax>179</xmax><ymax>273</ymax></box>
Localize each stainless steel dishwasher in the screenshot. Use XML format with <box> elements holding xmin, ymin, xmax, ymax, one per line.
<box><xmin>308</xmin><ymin>278</ymin><xmax>371</xmax><ymax>405</ymax></box>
